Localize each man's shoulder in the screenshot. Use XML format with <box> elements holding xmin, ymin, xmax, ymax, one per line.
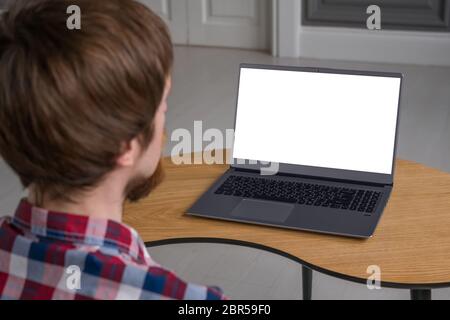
<box><xmin>0</xmin><ymin>218</ymin><xmax>226</xmax><ymax>300</ymax></box>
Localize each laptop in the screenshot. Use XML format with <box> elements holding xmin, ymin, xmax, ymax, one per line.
<box><xmin>187</xmin><ymin>64</ymin><xmax>403</xmax><ymax>238</ymax></box>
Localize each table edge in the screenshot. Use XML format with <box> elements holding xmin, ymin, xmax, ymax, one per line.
<box><xmin>145</xmin><ymin>237</ymin><xmax>450</xmax><ymax>290</ymax></box>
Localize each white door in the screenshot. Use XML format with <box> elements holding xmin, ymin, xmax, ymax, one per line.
<box><xmin>138</xmin><ymin>0</ymin><xmax>189</xmax><ymax>44</ymax></box>
<box><xmin>140</xmin><ymin>0</ymin><xmax>270</xmax><ymax>50</ymax></box>
<box><xmin>187</xmin><ymin>0</ymin><xmax>270</xmax><ymax>50</ymax></box>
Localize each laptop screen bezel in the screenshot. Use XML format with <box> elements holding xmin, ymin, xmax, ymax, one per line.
<box><xmin>231</xmin><ymin>64</ymin><xmax>403</xmax><ymax>186</ymax></box>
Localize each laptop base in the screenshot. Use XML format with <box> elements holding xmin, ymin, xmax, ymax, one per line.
<box><xmin>186</xmin><ymin>168</ymin><xmax>392</xmax><ymax>239</ymax></box>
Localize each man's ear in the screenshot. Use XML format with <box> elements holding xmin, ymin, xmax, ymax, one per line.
<box><xmin>117</xmin><ymin>138</ymin><xmax>141</xmax><ymax>168</ymax></box>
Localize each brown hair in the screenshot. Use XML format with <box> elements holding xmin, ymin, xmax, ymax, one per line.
<box><xmin>0</xmin><ymin>0</ymin><xmax>173</xmax><ymax>202</ymax></box>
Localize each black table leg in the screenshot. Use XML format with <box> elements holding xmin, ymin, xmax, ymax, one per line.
<box><xmin>410</xmin><ymin>289</ymin><xmax>432</xmax><ymax>300</ymax></box>
<box><xmin>302</xmin><ymin>266</ymin><xmax>312</xmax><ymax>300</ymax></box>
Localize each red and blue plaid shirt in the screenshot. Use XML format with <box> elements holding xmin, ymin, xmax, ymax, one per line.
<box><xmin>0</xmin><ymin>199</ymin><xmax>226</xmax><ymax>300</ymax></box>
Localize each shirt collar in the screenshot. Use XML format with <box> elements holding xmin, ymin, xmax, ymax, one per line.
<box><xmin>12</xmin><ymin>199</ymin><xmax>149</xmax><ymax>263</ymax></box>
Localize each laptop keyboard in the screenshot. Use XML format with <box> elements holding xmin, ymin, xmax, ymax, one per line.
<box><xmin>215</xmin><ymin>175</ymin><xmax>382</xmax><ymax>214</ymax></box>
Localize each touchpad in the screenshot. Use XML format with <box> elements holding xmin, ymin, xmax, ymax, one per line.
<box><xmin>231</xmin><ymin>199</ymin><xmax>294</xmax><ymax>223</ymax></box>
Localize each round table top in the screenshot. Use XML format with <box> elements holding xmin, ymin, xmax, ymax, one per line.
<box><xmin>124</xmin><ymin>152</ymin><xmax>450</xmax><ymax>288</ymax></box>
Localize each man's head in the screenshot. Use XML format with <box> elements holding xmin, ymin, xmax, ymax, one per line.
<box><xmin>0</xmin><ymin>0</ymin><xmax>173</xmax><ymax>205</ymax></box>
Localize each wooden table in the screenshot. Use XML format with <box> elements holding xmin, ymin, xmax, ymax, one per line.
<box><xmin>124</xmin><ymin>152</ymin><xmax>450</xmax><ymax>300</ymax></box>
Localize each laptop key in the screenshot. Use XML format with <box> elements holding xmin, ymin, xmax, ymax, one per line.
<box><xmin>216</xmin><ymin>175</ymin><xmax>382</xmax><ymax>215</ymax></box>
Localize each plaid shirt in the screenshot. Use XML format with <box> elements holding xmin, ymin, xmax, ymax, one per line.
<box><xmin>0</xmin><ymin>199</ymin><xmax>226</xmax><ymax>300</ymax></box>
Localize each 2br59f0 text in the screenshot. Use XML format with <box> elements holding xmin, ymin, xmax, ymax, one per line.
<box><xmin>222</xmin><ymin>304</ymin><xmax>270</xmax><ymax>316</ymax></box>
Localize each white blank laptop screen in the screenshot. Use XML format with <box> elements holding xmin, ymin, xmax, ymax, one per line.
<box><xmin>233</xmin><ymin>68</ymin><xmax>401</xmax><ymax>175</ymax></box>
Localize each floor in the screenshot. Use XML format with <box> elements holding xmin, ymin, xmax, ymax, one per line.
<box><xmin>1</xmin><ymin>46</ymin><xmax>450</xmax><ymax>299</ymax></box>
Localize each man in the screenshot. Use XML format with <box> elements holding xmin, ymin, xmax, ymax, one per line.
<box><xmin>0</xmin><ymin>0</ymin><xmax>225</xmax><ymax>300</ymax></box>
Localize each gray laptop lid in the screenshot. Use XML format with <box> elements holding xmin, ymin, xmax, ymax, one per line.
<box><xmin>231</xmin><ymin>64</ymin><xmax>403</xmax><ymax>185</ymax></box>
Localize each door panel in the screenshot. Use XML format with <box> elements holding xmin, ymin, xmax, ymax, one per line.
<box><xmin>303</xmin><ymin>0</ymin><xmax>450</xmax><ymax>32</ymax></box>
<box><xmin>187</xmin><ymin>0</ymin><xmax>270</xmax><ymax>50</ymax></box>
<box><xmin>138</xmin><ymin>0</ymin><xmax>189</xmax><ymax>44</ymax></box>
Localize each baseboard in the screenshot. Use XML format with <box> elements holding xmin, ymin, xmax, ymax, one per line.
<box><xmin>296</xmin><ymin>26</ymin><xmax>450</xmax><ymax>66</ymax></box>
